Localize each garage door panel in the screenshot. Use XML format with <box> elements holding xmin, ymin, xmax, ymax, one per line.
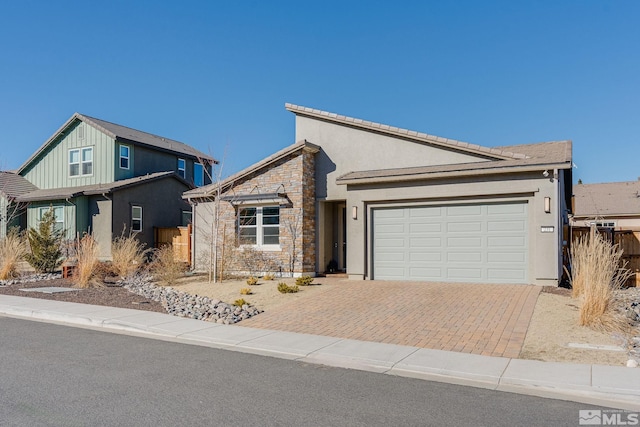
<box><xmin>372</xmin><ymin>202</ymin><xmax>528</xmax><ymax>284</ymax></box>
<box><xmin>488</xmin><ymin>220</ymin><xmax>526</xmax><ymax>232</ymax></box>
<box><xmin>410</xmin><ymin>207</ymin><xmax>442</xmax><ymax>218</ymax></box>
<box><xmin>448</xmin><ymin>252</ymin><xmax>482</xmax><ymax>262</ymax></box>
<box><xmin>378</xmin><ymin>253</ymin><xmax>406</xmax><ymax>262</ymax></box>
<box><xmin>488</xmin><ymin>236</ymin><xmax>526</xmax><ymax>247</ymax></box>
<box><xmin>376</xmin><ymin>238</ymin><xmax>406</xmax><ymax>248</ymax></box>
<box><xmin>447</xmin><ymin>221</ymin><xmax>482</xmax><ymax>232</ymax></box>
<box><xmin>488</xmin><ymin>252</ymin><xmax>526</xmax><ymax>263</ymax></box>
<box><xmin>447</xmin><ymin>205</ymin><xmax>482</xmax><ymax>216</ymax></box>
<box><xmin>409</xmin><ymin>223</ymin><xmax>442</xmax><ymax>233</ymax></box>
<box><xmin>448</xmin><ymin>237</ymin><xmax>482</xmax><ymax>247</ymax></box>
<box><xmin>410</xmin><ymin>237</ymin><xmax>441</xmax><ymax>247</ymax></box>
<box><xmin>376</xmin><ymin>223</ymin><xmax>406</xmax><ymax>233</ymax></box>
<box><xmin>410</xmin><ymin>252</ymin><xmax>442</xmax><ymax>262</ymax></box>
<box><xmin>375</xmin><ymin>267</ymin><xmax>406</xmax><ymax>279</ymax></box>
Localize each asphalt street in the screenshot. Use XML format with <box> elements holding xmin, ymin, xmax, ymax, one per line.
<box><xmin>0</xmin><ymin>317</ymin><xmax>603</xmax><ymax>426</ymax></box>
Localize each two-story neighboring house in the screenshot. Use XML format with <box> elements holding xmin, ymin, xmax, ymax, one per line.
<box><xmin>0</xmin><ymin>113</ymin><xmax>214</xmax><ymax>258</ymax></box>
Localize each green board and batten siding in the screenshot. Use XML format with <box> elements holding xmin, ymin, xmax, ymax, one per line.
<box><xmin>22</xmin><ymin>121</ymin><xmax>115</xmax><ymax>189</ymax></box>
<box><xmin>26</xmin><ymin>197</ymin><xmax>89</xmax><ymax>240</ymax></box>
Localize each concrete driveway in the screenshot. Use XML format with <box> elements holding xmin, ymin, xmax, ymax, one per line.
<box><xmin>241</xmin><ymin>279</ymin><xmax>541</xmax><ymax>358</ymax></box>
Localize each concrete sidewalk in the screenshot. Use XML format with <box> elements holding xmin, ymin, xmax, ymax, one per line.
<box><xmin>0</xmin><ymin>294</ymin><xmax>638</xmax><ymax>411</ymax></box>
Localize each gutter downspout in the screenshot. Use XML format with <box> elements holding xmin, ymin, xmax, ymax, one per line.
<box><xmin>185</xmin><ymin>196</ymin><xmax>197</xmax><ymax>270</ymax></box>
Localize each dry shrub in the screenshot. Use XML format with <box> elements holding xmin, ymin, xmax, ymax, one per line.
<box><xmin>567</xmin><ymin>228</ymin><xmax>633</xmax><ymax>330</ymax></box>
<box><xmin>0</xmin><ymin>229</ymin><xmax>27</xmax><ymax>280</ymax></box>
<box><xmin>111</xmin><ymin>231</ymin><xmax>149</xmax><ymax>278</ymax></box>
<box><xmin>263</xmin><ymin>273</ymin><xmax>275</xmax><ymax>281</ymax></box>
<box><xmin>277</xmin><ymin>282</ymin><xmax>299</xmax><ymax>294</ymax></box>
<box><xmin>246</xmin><ymin>276</ymin><xmax>258</xmax><ymax>286</ymax></box>
<box><xmin>240</xmin><ymin>288</ymin><xmax>252</xmax><ymax>295</ymax></box>
<box><xmin>152</xmin><ymin>245</ymin><xmax>186</xmax><ymax>285</ymax></box>
<box><xmin>73</xmin><ymin>234</ymin><xmax>100</xmax><ymax>289</ymax></box>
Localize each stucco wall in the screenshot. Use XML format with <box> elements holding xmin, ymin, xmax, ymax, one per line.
<box><xmin>295</xmin><ymin>116</ymin><xmax>490</xmax><ymax>201</ymax></box>
<box><xmin>191</xmin><ymin>148</ymin><xmax>316</xmax><ymax>276</ymax></box>
<box><xmin>88</xmin><ymin>196</ymin><xmax>114</xmax><ymax>259</ymax></box>
<box><xmin>341</xmin><ymin>172</ymin><xmax>562</xmax><ymax>285</ymax></box>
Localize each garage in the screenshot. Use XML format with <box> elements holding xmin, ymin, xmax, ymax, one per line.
<box><xmin>372</xmin><ymin>202</ymin><xmax>529</xmax><ymax>284</ymax></box>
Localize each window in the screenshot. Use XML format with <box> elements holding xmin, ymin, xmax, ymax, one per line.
<box><xmin>194</xmin><ymin>162</ymin><xmax>204</xmax><ymax>187</ymax></box>
<box><xmin>69</xmin><ymin>147</ymin><xmax>93</xmax><ymax>177</ymax></box>
<box><xmin>132</xmin><ymin>206</ymin><xmax>143</xmax><ymax>232</ymax></box>
<box><xmin>39</xmin><ymin>206</ymin><xmax>64</xmax><ymax>233</ymax></box>
<box><xmin>120</xmin><ymin>145</ymin><xmax>130</xmax><ymax>169</ymax></box>
<box><xmin>177</xmin><ymin>158</ymin><xmax>186</xmax><ymax>178</ymax></box>
<box><xmin>238</xmin><ymin>206</ymin><xmax>279</xmax><ymax>246</ymax></box>
<box><xmin>181</xmin><ymin>210</ymin><xmax>192</xmax><ymax>226</ymax></box>
<box><xmin>82</xmin><ymin>147</ymin><xmax>93</xmax><ymax>175</ymax></box>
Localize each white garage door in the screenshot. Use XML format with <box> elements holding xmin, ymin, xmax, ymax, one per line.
<box><xmin>372</xmin><ymin>202</ymin><xmax>528</xmax><ymax>283</ymax></box>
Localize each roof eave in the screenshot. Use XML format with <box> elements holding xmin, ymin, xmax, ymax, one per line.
<box><xmin>17</xmin><ymin>113</ymin><xmax>89</xmax><ymax>174</ymax></box>
<box><xmin>183</xmin><ymin>140</ymin><xmax>319</xmax><ymax>201</ymax></box>
<box><xmin>336</xmin><ymin>162</ymin><xmax>572</xmax><ymax>186</ymax></box>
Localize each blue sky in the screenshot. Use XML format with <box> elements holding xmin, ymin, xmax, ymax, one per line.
<box><xmin>1</xmin><ymin>1</ymin><xmax>638</xmax><ymax>183</ymax></box>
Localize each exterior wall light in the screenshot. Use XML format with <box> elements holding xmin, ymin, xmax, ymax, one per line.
<box><xmin>544</xmin><ymin>197</ymin><xmax>551</xmax><ymax>213</ymax></box>
<box><xmin>352</xmin><ymin>206</ymin><xmax>358</xmax><ymax>220</ymax></box>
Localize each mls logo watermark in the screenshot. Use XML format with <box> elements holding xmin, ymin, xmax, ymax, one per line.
<box><xmin>579</xmin><ymin>410</ymin><xmax>640</xmax><ymax>425</ymax></box>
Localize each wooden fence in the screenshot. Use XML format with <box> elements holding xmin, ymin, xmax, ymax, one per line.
<box><xmin>570</xmin><ymin>226</ymin><xmax>640</xmax><ymax>286</ymax></box>
<box><xmin>154</xmin><ymin>224</ymin><xmax>191</xmax><ymax>266</ymax></box>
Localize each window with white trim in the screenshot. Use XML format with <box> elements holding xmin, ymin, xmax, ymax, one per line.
<box><xmin>194</xmin><ymin>162</ymin><xmax>204</xmax><ymax>187</ymax></box>
<box><xmin>69</xmin><ymin>147</ymin><xmax>93</xmax><ymax>177</ymax></box>
<box><xmin>132</xmin><ymin>205</ymin><xmax>143</xmax><ymax>232</ymax></box>
<box><xmin>120</xmin><ymin>145</ymin><xmax>130</xmax><ymax>169</ymax></box>
<box><xmin>177</xmin><ymin>158</ymin><xmax>186</xmax><ymax>178</ymax></box>
<box><xmin>238</xmin><ymin>206</ymin><xmax>280</xmax><ymax>246</ymax></box>
<box><xmin>38</xmin><ymin>206</ymin><xmax>64</xmax><ymax>233</ymax></box>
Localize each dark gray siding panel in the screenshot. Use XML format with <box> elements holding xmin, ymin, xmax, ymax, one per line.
<box><xmin>111</xmin><ymin>177</ymin><xmax>191</xmax><ymax>251</ymax></box>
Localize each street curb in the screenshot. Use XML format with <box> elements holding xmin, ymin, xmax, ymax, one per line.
<box><xmin>0</xmin><ymin>296</ymin><xmax>638</xmax><ymax>411</ymax></box>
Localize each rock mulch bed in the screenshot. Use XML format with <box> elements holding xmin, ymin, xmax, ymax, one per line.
<box><xmin>0</xmin><ymin>273</ymin><xmax>263</xmax><ymax>324</ymax></box>
<box><xmin>614</xmin><ymin>287</ymin><xmax>640</xmax><ymax>364</ymax></box>
<box><xmin>124</xmin><ymin>275</ymin><xmax>262</xmax><ymax>324</ymax></box>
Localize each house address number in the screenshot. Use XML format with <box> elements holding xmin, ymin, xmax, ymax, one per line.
<box><xmin>540</xmin><ymin>226</ymin><xmax>554</xmax><ymax>233</ymax></box>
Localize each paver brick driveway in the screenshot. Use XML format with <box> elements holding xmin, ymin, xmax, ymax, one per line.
<box><xmin>241</xmin><ymin>279</ymin><xmax>541</xmax><ymax>358</ymax></box>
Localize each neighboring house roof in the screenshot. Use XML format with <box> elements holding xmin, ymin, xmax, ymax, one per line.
<box><xmin>18</xmin><ymin>113</ymin><xmax>215</xmax><ymax>174</ymax></box>
<box><xmin>0</xmin><ymin>171</ymin><xmax>39</xmax><ymax>199</ymax></box>
<box><xmin>573</xmin><ymin>181</ymin><xmax>640</xmax><ymax>218</ymax></box>
<box><xmin>285</xmin><ymin>103</ymin><xmax>528</xmax><ymax>161</ymax></box>
<box><xmin>183</xmin><ymin>140</ymin><xmax>320</xmax><ymax>200</ymax></box>
<box><xmin>336</xmin><ymin>140</ymin><xmax>572</xmax><ymax>185</ymax></box>
<box><xmin>16</xmin><ymin>171</ymin><xmax>192</xmax><ymax>202</ymax></box>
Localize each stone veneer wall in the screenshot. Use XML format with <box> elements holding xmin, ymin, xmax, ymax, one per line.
<box><xmin>197</xmin><ymin>148</ymin><xmax>316</xmax><ymax>276</ymax></box>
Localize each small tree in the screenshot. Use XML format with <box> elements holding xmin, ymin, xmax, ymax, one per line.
<box><xmin>25</xmin><ymin>207</ymin><xmax>64</xmax><ymax>273</ymax></box>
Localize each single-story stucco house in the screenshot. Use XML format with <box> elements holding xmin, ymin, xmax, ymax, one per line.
<box><xmin>185</xmin><ymin>104</ymin><xmax>573</xmax><ymax>286</ymax></box>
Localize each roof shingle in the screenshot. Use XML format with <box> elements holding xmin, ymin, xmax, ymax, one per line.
<box><xmin>573</xmin><ymin>181</ymin><xmax>640</xmax><ymax>218</ymax></box>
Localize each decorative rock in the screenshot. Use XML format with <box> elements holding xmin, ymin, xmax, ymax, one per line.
<box><xmin>122</xmin><ymin>274</ymin><xmax>263</xmax><ymax>324</ymax></box>
<box><xmin>627</xmin><ymin>359</ymin><xmax>639</xmax><ymax>368</ymax></box>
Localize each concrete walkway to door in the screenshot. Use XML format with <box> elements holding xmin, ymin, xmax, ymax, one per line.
<box><xmin>240</xmin><ymin>279</ymin><xmax>541</xmax><ymax>359</ymax></box>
